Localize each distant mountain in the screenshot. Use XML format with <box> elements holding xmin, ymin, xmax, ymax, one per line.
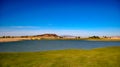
<box><xmin>111</xmin><ymin>36</ymin><xmax>120</xmax><ymax>37</ymax></box>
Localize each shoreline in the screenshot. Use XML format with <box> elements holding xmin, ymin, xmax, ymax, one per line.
<box><xmin>0</xmin><ymin>38</ymin><xmax>120</xmax><ymax>43</ymax></box>
<box><xmin>0</xmin><ymin>38</ymin><xmax>31</xmax><ymax>43</ymax></box>
<box><xmin>85</xmin><ymin>38</ymin><xmax>120</xmax><ymax>41</ymax></box>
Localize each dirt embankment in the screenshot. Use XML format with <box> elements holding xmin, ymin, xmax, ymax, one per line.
<box><xmin>0</xmin><ymin>38</ymin><xmax>31</xmax><ymax>42</ymax></box>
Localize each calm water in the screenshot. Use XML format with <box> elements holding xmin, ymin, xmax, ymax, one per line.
<box><xmin>0</xmin><ymin>40</ymin><xmax>120</xmax><ymax>52</ymax></box>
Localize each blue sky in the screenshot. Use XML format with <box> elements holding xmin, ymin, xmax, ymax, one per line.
<box><xmin>0</xmin><ymin>0</ymin><xmax>120</xmax><ymax>36</ymax></box>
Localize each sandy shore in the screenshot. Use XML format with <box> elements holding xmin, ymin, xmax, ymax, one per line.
<box><xmin>0</xmin><ymin>38</ymin><xmax>31</xmax><ymax>42</ymax></box>
<box><xmin>85</xmin><ymin>38</ymin><xmax>120</xmax><ymax>41</ymax></box>
<box><xmin>0</xmin><ymin>38</ymin><xmax>120</xmax><ymax>43</ymax></box>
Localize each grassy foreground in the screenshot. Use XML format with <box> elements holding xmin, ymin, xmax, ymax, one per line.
<box><xmin>0</xmin><ymin>46</ymin><xmax>120</xmax><ymax>67</ymax></box>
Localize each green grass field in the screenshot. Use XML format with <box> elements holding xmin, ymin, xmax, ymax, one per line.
<box><xmin>0</xmin><ymin>46</ymin><xmax>120</xmax><ymax>67</ymax></box>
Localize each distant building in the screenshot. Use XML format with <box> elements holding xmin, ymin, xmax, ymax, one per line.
<box><xmin>62</xmin><ymin>36</ymin><xmax>76</xmax><ymax>39</ymax></box>
<box><xmin>111</xmin><ymin>36</ymin><xmax>120</xmax><ymax>39</ymax></box>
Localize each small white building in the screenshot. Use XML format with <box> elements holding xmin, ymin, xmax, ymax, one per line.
<box><xmin>111</xmin><ymin>36</ymin><xmax>120</xmax><ymax>39</ymax></box>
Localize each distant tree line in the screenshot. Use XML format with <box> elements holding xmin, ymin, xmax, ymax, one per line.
<box><xmin>0</xmin><ymin>36</ymin><xmax>30</xmax><ymax>38</ymax></box>
<box><xmin>0</xmin><ymin>35</ymin><xmax>111</xmax><ymax>39</ymax></box>
<box><xmin>0</xmin><ymin>36</ymin><xmax>15</xmax><ymax>38</ymax></box>
<box><xmin>89</xmin><ymin>36</ymin><xmax>100</xmax><ymax>39</ymax></box>
<box><xmin>76</xmin><ymin>37</ymin><xmax>80</xmax><ymax>39</ymax></box>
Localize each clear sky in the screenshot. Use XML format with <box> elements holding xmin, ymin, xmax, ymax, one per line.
<box><xmin>0</xmin><ymin>0</ymin><xmax>120</xmax><ymax>36</ymax></box>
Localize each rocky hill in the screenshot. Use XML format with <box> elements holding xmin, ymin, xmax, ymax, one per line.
<box><xmin>36</xmin><ymin>34</ymin><xmax>59</xmax><ymax>38</ymax></box>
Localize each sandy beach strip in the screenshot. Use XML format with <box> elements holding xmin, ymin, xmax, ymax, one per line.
<box><xmin>0</xmin><ymin>38</ymin><xmax>31</xmax><ymax>42</ymax></box>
